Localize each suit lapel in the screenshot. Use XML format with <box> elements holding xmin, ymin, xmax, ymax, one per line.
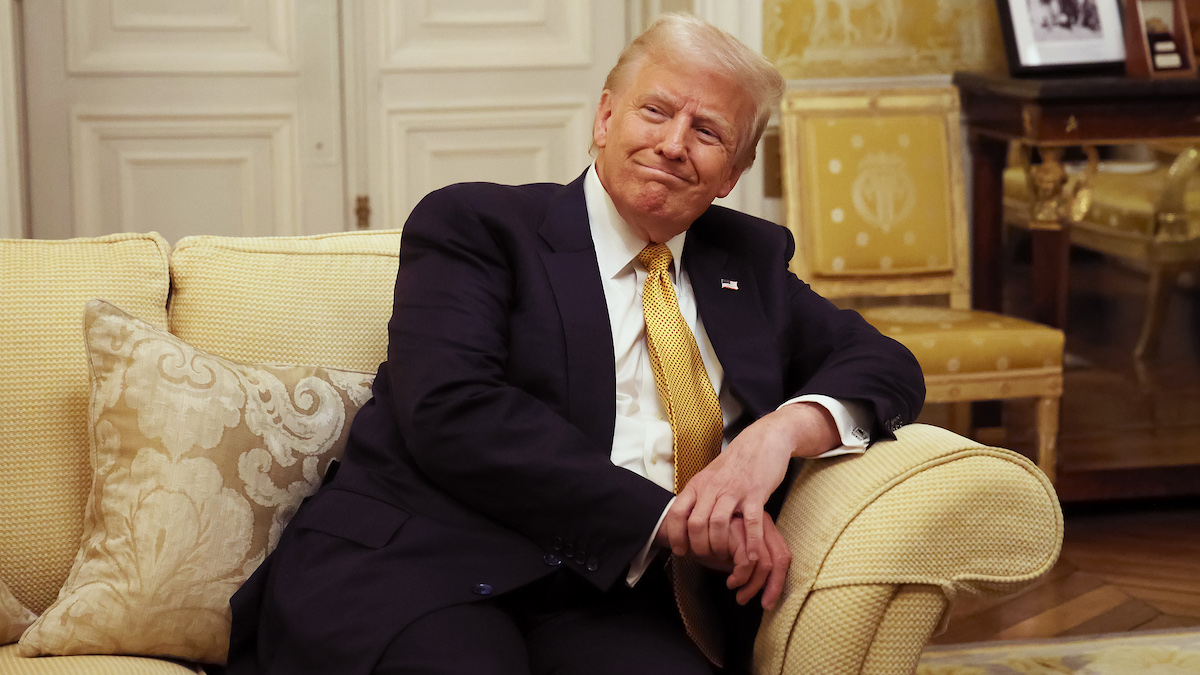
<box><xmin>537</xmin><ymin>174</ymin><xmax>617</xmax><ymax>450</ymax></box>
<box><xmin>685</xmin><ymin>221</ymin><xmax>781</xmax><ymax>420</ymax></box>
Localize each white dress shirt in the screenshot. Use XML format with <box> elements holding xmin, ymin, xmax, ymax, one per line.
<box><xmin>581</xmin><ymin>165</ymin><xmax>871</xmax><ymax>583</ymax></box>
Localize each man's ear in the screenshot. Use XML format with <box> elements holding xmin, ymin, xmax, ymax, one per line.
<box><xmin>593</xmin><ymin>91</ymin><xmax>613</xmax><ymax>149</ymax></box>
<box><xmin>716</xmin><ymin>165</ymin><xmax>745</xmax><ymax>199</ymax></box>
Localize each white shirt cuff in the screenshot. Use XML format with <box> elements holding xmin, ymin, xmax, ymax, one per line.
<box><xmin>778</xmin><ymin>394</ymin><xmax>871</xmax><ymax>458</ymax></box>
<box><xmin>626</xmin><ymin>497</ymin><xmax>674</xmax><ymax>586</ymax></box>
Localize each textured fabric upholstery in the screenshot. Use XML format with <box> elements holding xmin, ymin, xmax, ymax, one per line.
<box><xmin>0</xmin><ymin>233</ymin><xmax>170</xmax><ymax>615</ymax></box>
<box><xmin>755</xmin><ymin>423</ymin><xmax>1062</xmax><ymax>674</ymax></box>
<box><xmin>168</xmin><ymin>231</ymin><xmax>403</xmax><ymax>371</ymax></box>
<box><xmin>861</xmin><ymin>307</ymin><xmax>1063</xmax><ymax>376</ymax></box>
<box><xmin>0</xmin><ymin>645</ymin><xmax>203</xmax><ymax>674</ymax></box>
<box><xmin>798</xmin><ymin>112</ymin><xmax>955</xmax><ymax>277</ymax></box>
<box><xmin>860</xmin><ymin>585</ymin><xmax>946</xmax><ymax>674</ymax></box>
<box><xmin>0</xmin><ymin>577</ymin><xmax>35</xmax><ymax>644</ymax></box>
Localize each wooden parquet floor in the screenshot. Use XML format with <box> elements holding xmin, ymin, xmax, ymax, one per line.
<box><xmin>931</xmin><ymin>500</ymin><xmax>1200</xmax><ymax>644</ymax></box>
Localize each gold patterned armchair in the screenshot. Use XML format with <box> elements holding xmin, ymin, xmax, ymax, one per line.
<box><xmin>1003</xmin><ymin>144</ymin><xmax>1200</xmax><ymax>358</ymax></box>
<box><xmin>778</xmin><ymin>87</ymin><xmax>1065</xmax><ymax>481</ymax></box>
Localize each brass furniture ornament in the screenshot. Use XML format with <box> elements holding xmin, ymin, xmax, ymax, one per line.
<box><xmin>1014</xmin><ymin>144</ymin><xmax>1099</xmax><ymax>231</ymax></box>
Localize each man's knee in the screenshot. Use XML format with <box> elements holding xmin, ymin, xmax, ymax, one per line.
<box><xmin>374</xmin><ymin>602</ymin><xmax>529</xmax><ymax>675</ymax></box>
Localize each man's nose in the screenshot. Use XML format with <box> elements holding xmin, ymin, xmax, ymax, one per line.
<box><xmin>656</xmin><ymin>117</ymin><xmax>688</xmax><ymax>160</ymax></box>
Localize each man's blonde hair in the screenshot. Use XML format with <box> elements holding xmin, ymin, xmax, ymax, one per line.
<box><xmin>602</xmin><ymin>13</ymin><xmax>784</xmax><ymax>170</ymax></box>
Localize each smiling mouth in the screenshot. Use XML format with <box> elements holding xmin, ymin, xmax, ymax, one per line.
<box><xmin>636</xmin><ymin>162</ymin><xmax>692</xmax><ymax>184</ymax></box>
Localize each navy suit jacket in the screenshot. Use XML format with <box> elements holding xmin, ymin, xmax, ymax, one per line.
<box><xmin>227</xmin><ymin>173</ymin><xmax>924</xmax><ymax>674</ymax></box>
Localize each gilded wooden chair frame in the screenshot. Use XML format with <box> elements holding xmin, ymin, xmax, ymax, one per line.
<box><xmin>1004</xmin><ymin>145</ymin><xmax>1200</xmax><ymax>359</ymax></box>
<box><xmin>780</xmin><ymin>87</ymin><xmax>1064</xmax><ymax>479</ymax></box>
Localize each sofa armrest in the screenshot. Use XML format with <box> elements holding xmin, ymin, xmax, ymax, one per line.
<box><xmin>753</xmin><ymin>424</ymin><xmax>1063</xmax><ymax>675</ymax></box>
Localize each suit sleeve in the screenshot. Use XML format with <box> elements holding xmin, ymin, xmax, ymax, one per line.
<box><xmin>775</xmin><ymin>227</ymin><xmax>925</xmax><ymax>442</ymax></box>
<box><xmin>384</xmin><ymin>188</ymin><xmax>671</xmax><ymax>588</ymax></box>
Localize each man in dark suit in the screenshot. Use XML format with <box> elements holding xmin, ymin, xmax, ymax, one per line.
<box><xmin>228</xmin><ymin>14</ymin><xmax>923</xmax><ymax>675</ymax></box>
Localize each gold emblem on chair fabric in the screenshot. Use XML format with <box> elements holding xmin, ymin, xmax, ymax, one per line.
<box><xmin>852</xmin><ymin>152</ymin><xmax>917</xmax><ymax>233</ymax></box>
<box><xmin>798</xmin><ymin>114</ymin><xmax>954</xmax><ymax>277</ymax></box>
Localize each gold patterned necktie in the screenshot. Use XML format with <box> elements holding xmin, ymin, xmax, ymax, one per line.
<box><xmin>637</xmin><ymin>243</ymin><xmax>725</xmax><ymax>667</ymax></box>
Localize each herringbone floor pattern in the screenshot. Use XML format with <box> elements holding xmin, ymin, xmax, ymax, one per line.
<box><xmin>932</xmin><ymin>500</ymin><xmax>1200</xmax><ymax>644</ymax></box>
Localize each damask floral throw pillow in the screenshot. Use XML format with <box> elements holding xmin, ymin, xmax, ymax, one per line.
<box><xmin>19</xmin><ymin>300</ymin><xmax>375</xmax><ymax>664</ymax></box>
<box><xmin>0</xmin><ymin>576</ymin><xmax>36</xmax><ymax>644</ymax></box>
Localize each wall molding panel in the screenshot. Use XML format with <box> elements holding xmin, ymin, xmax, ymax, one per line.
<box><xmin>117</xmin><ymin>151</ymin><xmax>256</xmax><ymax>237</ymax></box>
<box><xmin>380</xmin><ymin>0</ymin><xmax>591</xmax><ymax>71</ymax></box>
<box><xmin>71</xmin><ymin>111</ymin><xmax>299</xmax><ymax>238</ymax></box>
<box><xmin>385</xmin><ymin>100</ymin><xmax>589</xmax><ymax>227</ymax></box>
<box><xmin>65</xmin><ymin>0</ymin><xmax>296</xmax><ymax>74</ymax></box>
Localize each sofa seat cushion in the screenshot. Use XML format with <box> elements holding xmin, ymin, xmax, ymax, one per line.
<box><xmin>0</xmin><ymin>233</ymin><xmax>171</xmax><ymax>615</ymax></box>
<box><xmin>0</xmin><ymin>577</ymin><xmax>35</xmax><ymax>644</ymax></box>
<box><xmin>168</xmin><ymin>231</ymin><xmax>403</xmax><ymax>371</ymax></box>
<box><xmin>0</xmin><ymin>644</ymin><xmax>202</xmax><ymax>674</ymax></box>
<box><xmin>860</xmin><ymin>306</ymin><xmax>1063</xmax><ymax>376</ymax></box>
<box><xmin>19</xmin><ymin>301</ymin><xmax>374</xmax><ymax>664</ymax></box>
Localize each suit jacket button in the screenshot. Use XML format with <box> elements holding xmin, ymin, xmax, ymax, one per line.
<box><xmin>550</xmin><ymin>536</ymin><xmax>563</xmax><ymax>550</ymax></box>
<box><xmin>544</xmin><ymin>552</ymin><xmax>562</xmax><ymax>566</ymax></box>
<box><xmin>586</xmin><ymin>557</ymin><xmax>600</xmax><ymax>572</ymax></box>
<box><xmin>473</xmin><ymin>583</ymin><xmax>492</xmax><ymax>596</ymax></box>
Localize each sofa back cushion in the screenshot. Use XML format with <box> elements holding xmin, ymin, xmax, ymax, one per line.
<box><xmin>0</xmin><ymin>233</ymin><xmax>170</xmax><ymax>614</ymax></box>
<box><xmin>168</xmin><ymin>231</ymin><xmax>403</xmax><ymax>371</ymax></box>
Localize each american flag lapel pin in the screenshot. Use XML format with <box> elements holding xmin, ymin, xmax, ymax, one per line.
<box><xmin>720</xmin><ymin>279</ymin><xmax>739</xmax><ymax>291</ymax></box>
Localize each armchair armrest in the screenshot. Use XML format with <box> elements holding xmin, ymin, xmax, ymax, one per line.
<box><xmin>754</xmin><ymin>424</ymin><xmax>1062</xmax><ymax>675</ymax></box>
<box><xmin>1153</xmin><ymin>145</ymin><xmax>1199</xmax><ymax>241</ymax></box>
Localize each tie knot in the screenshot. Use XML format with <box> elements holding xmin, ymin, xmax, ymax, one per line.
<box><xmin>637</xmin><ymin>244</ymin><xmax>673</xmax><ymax>274</ymax></box>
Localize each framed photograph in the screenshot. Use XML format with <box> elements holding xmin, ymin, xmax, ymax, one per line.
<box><xmin>996</xmin><ymin>0</ymin><xmax>1128</xmax><ymax>75</ymax></box>
<box><xmin>1123</xmin><ymin>0</ymin><xmax>1197</xmax><ymax>76</ymax></box>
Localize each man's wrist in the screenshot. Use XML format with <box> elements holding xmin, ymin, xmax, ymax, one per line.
<box><xmin>775</xmin><ymin>401</ymin><xmax>840</xmax><ymax>458</ymax></box>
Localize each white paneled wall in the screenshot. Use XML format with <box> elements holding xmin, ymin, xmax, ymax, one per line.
<box><xmin>356</xmin><ymin>0</ymin><xmax>625</xmax><ymax>229</ymax></box>
<box><xmin>382</xmin><ymin>0</ymin><xmax>591</xmax><ymax>70</ymax></box>
<box><xmin>1</xmin><ymin>0</ymin><xmax>21</xmax><ymax>238</ymax></box>
<box><xmin>385</xmin><ymin>101</ymin><xmax>589</xmax><ymax>214</ymax></box>
<box><xmin>21</xmin><ymin>0</ymin><xmax>337</xmax><ymax>242</ymax></box>
<box><xmin>64</xmin><ymin>0</ymin><xmax>296</xmax><ymax>74</ymax></box>
<box><xmin>71</xmin><ymin>112</ymin><xmax>298</xmax><ymax>237</ymax></box>
<box><xmin>10</xmin><ymin>1</ymin><xmax>773</xmax><ymax>239</ymax></box>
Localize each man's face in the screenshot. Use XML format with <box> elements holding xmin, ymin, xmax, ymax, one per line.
<box><xmin>592</xmin><ymin>58</ymin><xmax>752</xmax><ymax>243</ymax></box>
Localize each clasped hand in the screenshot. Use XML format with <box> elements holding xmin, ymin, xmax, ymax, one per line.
<box><xmin>654</xmin><ymin>403</ymin><xmax>840</xmax><ymax>610</ymax></box>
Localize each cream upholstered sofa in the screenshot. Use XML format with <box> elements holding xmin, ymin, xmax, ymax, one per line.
<box><xmin>0</xmin><ymin>231</ymin><xmax>1064</xmax><ymax>675</ymax></box>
